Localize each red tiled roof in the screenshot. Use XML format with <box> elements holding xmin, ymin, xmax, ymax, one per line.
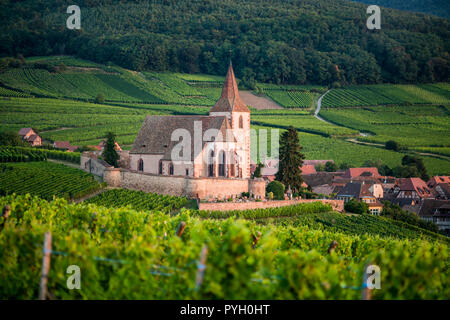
<box><xmin>54</xmin><ymin>141</ymin><xmax>71</xmax><ymax>149</ymax></box>
<box><xmin>301</xmin><ymin>164</ymin><xmax>316</xmax><ymax>175</ymax></box>
<box><xmin>427</xmin><ymin>176</ymin><xmax>450</xmax><ymax>187</ymax></box>
<box><xmin>27</xmin><ymin>134</ymin><xmax>40</xmax><ymax>142</ymax></box>
<box><xmin>399</xmin><ymin>178</ymin><xmax>434</xmax><ymax>198</ymax></box>
<box><xmin>343</xmin><ymin>167</ymin><xmax>380</xmax><ymax>179</ymax></box>
<box><xmin>18</xmin><ymin>128</ymin><xmax>34</xmax><ymax>136</ymax></box>
<box><xmin>210</xmin><ymin>62</ymin><xmax>250</xmax><ymax>113</ymax></box>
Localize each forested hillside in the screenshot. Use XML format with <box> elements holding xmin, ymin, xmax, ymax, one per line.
<box><xmin>350</xmin><ymin>0</ymin><xmax>449</xmax><ymax>19</ymax></box>
<box><xmin>0</xmin><ymin>0</ymin><xmax>448</xmax><ymax>85</ymax></box>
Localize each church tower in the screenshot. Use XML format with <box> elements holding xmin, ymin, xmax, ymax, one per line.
<box><xmin>209</xmin><ymin>62</ymin><xmax>251</xmax><ymax>178</ymax></box>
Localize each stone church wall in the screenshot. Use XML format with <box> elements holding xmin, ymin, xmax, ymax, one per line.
<box><xmin>102</xmin><ymin>168</ymin><xmax>261</xmax><ymax>199</ymax></box>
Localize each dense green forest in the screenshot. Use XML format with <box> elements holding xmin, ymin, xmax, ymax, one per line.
<box><xmin>351</xmin><ymin>0</ymin><xmax>449</xmax><ymax>19</ymax></box>
<box><xmin>0</xmin><ymin>0</ymin><xmax>449</xmax><ymax>85</ymax></box>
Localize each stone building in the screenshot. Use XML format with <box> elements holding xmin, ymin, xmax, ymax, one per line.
<box><xmin>83</xmin><ymin>63</ymin><xmax>265</xmax><ymax>200</ymax></box>
<box><xmin>129</xmin><ymin>62</ymin><xmax>251</xmax><ymax>179</ymax></box>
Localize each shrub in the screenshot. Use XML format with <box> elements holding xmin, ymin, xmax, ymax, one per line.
<box><xmin>267</xmin><ymin>181</ymin><xmax>285</xmax><ymax>200</ymax></box>
<box><xmin>385</xmin><ymin>140</ymin><xmax>399</xmax><ymax>151</ymax></box>
<box><xmin>344</xmin><ymin>199</ymin><xmax>369</xmax><ymax>214</ymax></box>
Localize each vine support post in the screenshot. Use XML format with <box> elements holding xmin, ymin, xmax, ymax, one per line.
<box><xmin>252</xmin><ymin>231</ymin><xmax>262</xmax><ymax>249</ymax></box>
<box><xmin>327</xmin><ymin>240</ymin><xmax>338</xmax><ymax>254</ymax></box>
<box><xmin>39</xmin><ymin>231</ymin><xmax>52</xmax><ymax>300</ymax></box>
<box><xmin>176</xmin><ymin>221</ymin><xmax>186</xmax><ymax>237</ymax></box>
<box><xmin>195</xmin><ymin>244</ymin><xmax>208</xmax><ymax>291</ymax></box>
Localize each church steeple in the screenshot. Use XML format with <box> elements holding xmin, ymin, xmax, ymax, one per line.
<box><xmin>209</xmin><ymin>62</ymin><xmax>250</xmax><ymax>113</ymax></box>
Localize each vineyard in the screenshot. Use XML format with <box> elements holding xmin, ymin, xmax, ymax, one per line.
<box><xmin>0</xmin><ymin>146</ymin><xmax>47</xmax><ymax>162</ymax></box>
<box><xmin>255</xmin><ymin>211</ymin><xmax>448</xmax><ymax>243</ymax></box>
<box><xmin>0</xmin><ymin>194</ymin><xmax>447</xmax><ymax>299</ymax></box>
<box><xmin>251</xmin><ymin>125</ymin><xmax>450</xmax><ymax>175</ymax></box>
<box><xmin>262</xmin><ymin>89</ymin><xmax>317</xmax><ymax>108</ymax></box>
<box><xmin>0</xmin><ymin>162</ymin><xmax>102</xmax><ymax>200</ymax></box>
<box><xmin>252</xmin><ymin>115</ymin><xmax>359</xmax><ymax>137</ymax></box>
<box><xmin>322</xmin><ymin>84</ymin><xmax>450</xmax><ymax>107</ymax></box>
<box><xmin>0</xmin><ymin>146</ymin><xmax>80</xmax><ymax>164</ymax></box>
<box><xmin>86</xmin><ymin>189</ymin><xmax>191</xmax><ymax>213</ymax></box>
<box><xmin>319</xmin><ymin>105</ymin><xmax>450</xmax><ymax>148</ymax></box>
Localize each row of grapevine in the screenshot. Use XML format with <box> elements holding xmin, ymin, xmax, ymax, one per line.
<box><xmin>319</xmin><ymin>105</ymin><xmax>450</xmax><ymax>148</ymax></box>
<box><xmin>0</xmin><ymin>146</ymin><xmax>47</xmax><ymax>162</ymax></box>
<box><xmin>322</xmin><ymin>84</ymin><xmax>450</xmax><ymax>107</ymax></box>
<box><xmin>0</xmin><ymin>86</ymin><xmax>32</xmax><ymax>98</ymax></box>
<box><xmin>0</xmin><ymin>162</ymin><xmax>101</xmax><ymax>200</ymax></box>
<box><xmin>86</xmin><ymin>189</ymin><xmax>189</xmax><ymax>213</ymax></box>
<box><xmin>0</xmin><ymin>194</ymin><xmax>447</xmax><ymax>299</ymax></box>
<box><xmin>263</xmin><ymin>89</ymin><xmax>315</xmax><ymax>108</ymax></box>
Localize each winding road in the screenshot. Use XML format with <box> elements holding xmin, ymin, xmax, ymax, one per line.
<box><xmin>314</xmin><ymin>90</ymin><xmax>331</xmax><ymax>124</ymax></box>
<box><xmin>314</xmin><ymin>90</ymin><xmax>370</xmax><ymax>137</ymax></box>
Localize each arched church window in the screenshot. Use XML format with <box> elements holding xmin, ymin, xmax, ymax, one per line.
<box><xmin>138</xmin><ymin>159</ymin><xmax>144</xmax><ymax>172</ymax></box>
<box><xmin>230</xmin><ymin>150</ymin><xmax>235</xmax><ymax>177</ymax></box>
<box><xmin>169</xmin><ymin>163</ymin><xmax>174</xmax><ymax>175</ymax></box>
<box><xmin>239</xmin><ymin>115</ymin><xmax>244</xmax><ymax>129</ymax></box>
<box><xmin>208</xmin><ymin>150</ymin><xmax>215</xmax><ymax>177</ymax></box>
<box><xmin>159</xmin><ymin>161</ymin><xmax>163</xmax><ymax>174</ymax></box>
<box><xmin>218</xmin><ymin>150</ymin><xmax>226</xmax><ymax>177</ymax></box>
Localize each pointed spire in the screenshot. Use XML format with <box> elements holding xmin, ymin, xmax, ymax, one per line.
<box><xmin>210</xmin><ymin>62</ymin><xmax>250</xmax><ymax>113</ymax></box>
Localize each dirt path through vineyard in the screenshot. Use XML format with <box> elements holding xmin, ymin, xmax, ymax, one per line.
<box><xmin>240</xmin><ymin>91</ymin><xmax>283</xmax><ymax>109</ymax></box>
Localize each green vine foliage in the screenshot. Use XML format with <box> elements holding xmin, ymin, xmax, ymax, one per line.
<box><xmin>0</xmin><ymin>194</ymin><xmax>448</xmax><ymax>299</ymax></box>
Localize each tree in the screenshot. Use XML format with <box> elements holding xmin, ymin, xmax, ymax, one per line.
<box><xmin>315</xmin><ymin>163</ymin><xmax>325</xmax><ymax>172</ymax></box>
<box><xmin>393</xmin><ymin>165</ymin><xmax>419</xmax><ymax>178</ymax></box>
<box><xmin>325</xmin><ymin>161</ymin><xmax>337</xmax><ymax>172</ymax></box>
<box><xmin>275</xmin><ymin>126</ymin><xmax>305</xmax><ymax>192</ymax></box>
<box><xmin>339</xmin><ymin>162</ymin><xmax>351</xmax><ymax>170</ymax></box>
<box><xmin>385</xmin><ymin>140</ymin><xmax>399</xmax><ymax>151</ymax></box>
<box><xmin>266</xmin><ymin>181</ymin><xmax>285</xmax><ymax>200</ymax></box>
<box><xmin>363</xmin><ymin>159</ymin><xmax>392</xmax><ymax>176</ymax></box>
<box><xmin>102</xmin><ymin>132</ymin><xmax>119</xmax><ymax>167</ymax></box>
<box><xmin>381</xmin><ymin>201</ymin><xmax>438</xmax><ymax>233</ymax></box>
<box><xmin>95</xmin><ymin>93</ymin><xmax>105</xmax><ymax>104</ymax></box>
<box><xmin>0</xmin><ymin>131</ymin><xmax>25</xmax><ymax>146</ymax></box>
<box><xmin>344</xmin><ymin>199</ymin><xmax>369</xmax><ymax>214</ymax></box>
<box><xmin>241</xmin><ymin>67</ymin><xmax>256</xmax><ymax>90</ymax></box>
<box><xmin>252</xmin><ymin>162</ymin><xmax>263</xmax><ymax>178</ymax></box>
<box><xmin>401</xmin><ymin>155</ymin><xmax>429</xmax><ymax>181</ymax></box>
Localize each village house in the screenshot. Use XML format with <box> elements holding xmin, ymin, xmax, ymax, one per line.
<box><xmin>418</xmin><ymin>200</ymin><xmax>450</xmax><ymax>236</ymax></box>
<box><xmin>18</xmin><ymin>128</ymin><xmax>41</xmax><ymax>146</ymax></box>
<box><xmin>392</xmin><ymin>177</ymin><xmax>435</xmax><ymax>200</ymax></box>
<box><xmin>426</xmin><ymin>176</ymin><xmax>450</xmax><ymax>200</ymax></box>
<box><xmin>427</xmin><ymin>176</ymin><xmax>450</xmax><ymax>188</ymax></box>
<box><xmin>53</xmin><ymin>141</ymin><xmax>78</xmax><ymax>152</ymax></box>
<box><xmin>336</xmin><ymin>181</ymin><xmax>383</xmax><ymax>214</ymax></box>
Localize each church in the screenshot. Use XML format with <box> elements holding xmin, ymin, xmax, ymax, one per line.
<box><xmin>96</xmin><ymin>63</ymin><xmax>265</xmax><ymax>200</ymax></box>
<box><xmin>129</xmin><ymin>63</ymin><xmax>251</xmax><ymax>181</ymax></box>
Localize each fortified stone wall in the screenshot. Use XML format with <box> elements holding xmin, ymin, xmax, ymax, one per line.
<box><xmin>103</xmin><ymin>169</ymin><xmax>260</xmax><ymax>199</ymax></box>
<box><xmin>198</xmin><ymin>199</ymin><xmax>345</xmax><ymax>212</ymax></box>
<box><xmin>80</xmin><ymin>152</ymin><xmax>112</xmax><ymax>177</ymax></box>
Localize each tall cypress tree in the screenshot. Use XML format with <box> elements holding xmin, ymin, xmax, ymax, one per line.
<box><xmin>102</xmin><ymin>132</ymin><xmax>119</xmax><ymax>167</ymax></box>
<box><xmin>275</xmin><ymin>126</ymin><xmax>305</xmax><ymax>192</ymax></box>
